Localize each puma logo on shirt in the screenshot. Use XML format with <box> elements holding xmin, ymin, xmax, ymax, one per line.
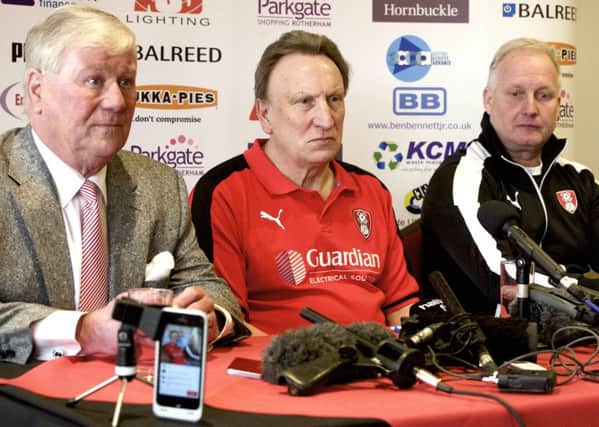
<box><xmin>260</xmin><ymin>209</ymin><xmax>285</xmax><ymax>230</ymax></box>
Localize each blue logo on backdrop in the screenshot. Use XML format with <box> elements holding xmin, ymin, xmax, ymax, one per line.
<box><xmin>386</xmin><ymin>35</ymin><xmax>431</xmax><ymax>82</ymax></box>
<box><xmin>393</xmin><ymin>87</ymin><xmax>446</xmax><ymax>115</ymax></box>
<box><xmin>502</xmin><ymin>3</ymin><xmax>516</xmax><ymax>16</ymax></box>
<box><xmin>386</xmin><ymin>35</ymin><xmax>451</xmax><ymax>82</ymax></box>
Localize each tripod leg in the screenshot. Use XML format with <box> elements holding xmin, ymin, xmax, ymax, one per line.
<box><xmin>66</xmin><ymin>375</ymin><xmax>119</xmax><ymax>407</ymax></box>
<box><xmin>111</xmin><ymin>378</ymin><xmax>129</xmax><ymax>427</ymax></box>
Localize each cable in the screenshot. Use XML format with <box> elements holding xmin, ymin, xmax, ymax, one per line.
<box><xmin>444</xmin><ymin>387</ymin><xmax>526</xmax><ymax>427</ymax></box>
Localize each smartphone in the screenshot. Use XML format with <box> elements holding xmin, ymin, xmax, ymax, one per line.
<box><xmin>226</xmin><ymin>357</ymin><xmax>262</xmax><ymax>379</ymax></box>
<box><xmin>153</xmin><ymin>307</ymin><xmax>207</xmax><ymax>422</ymax></box>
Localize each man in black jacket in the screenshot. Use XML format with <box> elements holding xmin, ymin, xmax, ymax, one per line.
<box><xmin>421</xmin><ymin>38</ymin><xmax>599</xmax><ymax>314</ymax></box>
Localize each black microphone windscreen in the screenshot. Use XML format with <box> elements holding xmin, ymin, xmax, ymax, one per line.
<box><xmin>261</xmin><ymin>322</ymin><xmax>353</xmax><ymax>384</ymax></box>
<box><xmin>346</xmin><ymin>322</ymin><xmax>396</xmax><ymax>346</ymax></box>
<box><xmin>477</xmin><ymin>200</ymin><xmax>520</xmax><ymax>239</ymax></box>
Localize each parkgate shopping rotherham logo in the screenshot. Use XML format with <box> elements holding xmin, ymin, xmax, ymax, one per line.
<box><xmin>385</xmin><ymin>35</ymin><xmax>450</xmax><ymax>82</ymax></box>
<box><xmin>556</xmin><ymin>89</ymin><xmax>574</xmax><ymax>129</ymax></box>
<box><xmin>134</xmin><ymin>0</ymin><xmax>202</xmax><ymax>13</ymax></box>
<box><xmin>256</xmin><ymin>0</ymin><xmax>333</xmax><ymax>27</ymax></box>
<box><xmin>129</xmin><ymin>134</ymin><xmax>205</xmax><ymax>177</ymax></box>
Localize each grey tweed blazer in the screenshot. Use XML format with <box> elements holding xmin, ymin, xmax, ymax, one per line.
<box><xmin>0</xmin><ymin>126</ymin><xmax>241</xmax><ymax>364</ymax></box>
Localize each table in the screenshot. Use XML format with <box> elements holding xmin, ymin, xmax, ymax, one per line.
<box><xmin>1</xmin><ymin>336</ymin><xmax>598</xmax><ymax>426</ymax></box>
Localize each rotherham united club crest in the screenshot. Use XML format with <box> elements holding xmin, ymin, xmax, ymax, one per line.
<box><xmin>353</xmin><ymin>209</ymin><xmax>372</xmax><ymax>239</ymax></box>
<box><xmin>556</xmin><ymin>190</ymin><xmax>578</xmax><ymax>214</ymax></box>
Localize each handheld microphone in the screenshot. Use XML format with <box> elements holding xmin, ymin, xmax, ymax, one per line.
<box><xmin>428</xmin><ymin>271</ymin><xmax>498</xmax><ymax>373</ymax></box>
<box><xmin>477</xmin><ymin>201</ymin><xmax>599</xmax><ymax>315</ymax></box>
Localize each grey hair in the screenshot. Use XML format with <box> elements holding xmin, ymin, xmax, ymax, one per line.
<box><xmin>25</xmin><ymin>5</ymin><xmax>136</xmax><ymax>75</ymax></box>
<box><xmin>487</xmin><ymin>38</ymin><xmax>560</xmax><ymax>88</ymax></box>
<box><xmin>254</xmin><ymin>30</ymin><xmax>350</xmax><ymax>100</ymax></box>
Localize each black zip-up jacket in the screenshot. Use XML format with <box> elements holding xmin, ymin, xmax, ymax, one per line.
<box><xmin>421</xmin><ymin>113</ymin><xmax>599</xmax><ymax>314</ymax></box>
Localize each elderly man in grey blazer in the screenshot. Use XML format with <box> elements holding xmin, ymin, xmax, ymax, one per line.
<box><xmin>0</xmin><ymin>5</ymin><xmax>244</xmax><ymax>364</ymax></box>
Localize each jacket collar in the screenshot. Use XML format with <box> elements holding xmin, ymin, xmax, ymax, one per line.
<box><xmin>477</xmin><ymin>112</ymin><xmax>567</xmax><ymax>173</ymax></box>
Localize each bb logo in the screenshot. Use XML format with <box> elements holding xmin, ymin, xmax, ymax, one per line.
<box><xmin>502</xmin><ymin>3</ymin><xmax>516</xmax><ymax>16</ymax></box>
<box><xmin>393</xmin><ymin>87</ymin><xmax>446</xmax><ymax>116</ymax></box>
<box><xmin>134</xmin><ymin>0</ymin><xmax>203</xmax><ymax>13</ymax></box>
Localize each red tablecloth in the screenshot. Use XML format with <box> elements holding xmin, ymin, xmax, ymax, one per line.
<box><xmin>1</xmin><ymin>336</ymin><xmax>599</xmax><ymax>427</ymax></box>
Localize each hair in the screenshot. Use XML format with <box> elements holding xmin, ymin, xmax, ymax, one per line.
<box><xmin>25</xmin><ymin>5</ymin><xmax>136</xmax><ymax>75</ymax></box>
<box><xmin>254</xmin><ymin>30</ymin><xmax>350</xmax><ymax>100</ymax></box>
<box><xmin>486</xmin><ymin>37</ymin><xmax>560</xmax><ymax>88</ymax></box>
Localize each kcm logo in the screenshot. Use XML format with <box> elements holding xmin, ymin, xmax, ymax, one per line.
<box><xmin>385</xmin><ymin>35</ymin><xmax>450</xmax><ymax>82</ymax></box>
<box><xmin>134</xmin><ymin>0</ymin><xmax>203</xmax><ymax>13</ymax></box>
<box><xmin>136</xmin><ymin>85</ymin><xmax>217</xmax><ymax>110</ymax></box>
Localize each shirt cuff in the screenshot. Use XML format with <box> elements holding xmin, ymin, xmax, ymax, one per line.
<box><xmin>31</xmin><ymin>310</ymin><xmax>84</xmax><ymax>361</ymax></box>
<box><xmin>212</xmin><ymin>304</ymin><xmax>234</xmax><ymax>343</ymax></box>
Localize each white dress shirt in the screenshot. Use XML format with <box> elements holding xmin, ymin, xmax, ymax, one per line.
<box><xmin>30</xmin><ymin>130</ymin><xmax>108</xmax><ymax>360</ymax></box>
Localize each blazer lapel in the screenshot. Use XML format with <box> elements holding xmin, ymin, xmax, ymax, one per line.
<box><xmin>106</xmin><ymin>154</ymin><xmax>145</xmax><ymax>297</ymax></box>
<box><xmin>7</xmin><ymin>127</ymin><xmax>75</xmax><ymax>309</ymax></box>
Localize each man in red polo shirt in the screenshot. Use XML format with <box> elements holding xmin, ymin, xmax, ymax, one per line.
<box><xmin>192</xmin><ymin>31</ymin><xmax>419</xmax><ymax>334</ymax></box>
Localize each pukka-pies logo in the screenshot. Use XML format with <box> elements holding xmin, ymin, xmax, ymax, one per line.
<box><xmin>353</xmin><ymin>209</ymin><xmax>372</xmax><ymax>239</ymax></box>
<box><xmin>556</xmin><ymin>190</ymin><xmax>577</xmax><ymax>214</ymax></box>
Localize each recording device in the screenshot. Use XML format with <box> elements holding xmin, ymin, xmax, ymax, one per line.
<box><xmin>402</xmin><ymin>299</ymin><xmax>537</xmax><ymax>366</ymax></box>
<box><xmin>153</xmin><ymin>307</ymin><xmax>207</xmax><ymax>423</ymax></box>
<box><xmin>264</xmin><ymin>307</ymin><xmax>452</xmax><ymax>395</ymax></box>
<box><xmin>477</xmin><ymin>200</ymin><xmax>599</xmax><ymax>315</ymax></box>
<box><xmin>428</xmin><ymin>271</ymin><xmax>498</xmax><ymax>373</ymax></box>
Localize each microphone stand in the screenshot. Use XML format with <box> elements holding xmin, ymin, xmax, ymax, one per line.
<box><xmin>66</xmin><ymin>324</ymin><xmax>143</xmax><ymax>427</ymax></box>
<box><xmin>515</xmin><ymin>256</ymin><xmax>532</xmax><ymax>319</ymax></box>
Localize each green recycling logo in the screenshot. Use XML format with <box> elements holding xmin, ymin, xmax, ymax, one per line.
<box><xmin>374</xmin><ymin>141</ymin><xmax>403</xmax><ymax>170</ymax></box>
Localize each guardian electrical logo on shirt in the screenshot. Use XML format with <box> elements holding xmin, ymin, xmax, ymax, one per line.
<box><xmin>128</xmin><ymin>0</ymin><xmax>210</xmax><ymax>27</ymax></box>
<box><xmin>501</xmin><ymin>2</ymin><xmax>576</xmax><ymax>20</ymax></box>
<box><xmin>256</xmin><ymin>0</ymin><xmax>333</xmax><ymax>27</ymax></box>
<box><xmin>275</xmin><ymin>248</ymin><xmax>381</xmax><ymax>286</ymax></box>
<box><xmin>0</xmin><ymin>82</ymin><xmax>25</xmax><ymax>120</ymax></box>
<box><xmin>129</xmin><ymin>134</ymin><xmax>205</xmax><ymax>177</ymax></box>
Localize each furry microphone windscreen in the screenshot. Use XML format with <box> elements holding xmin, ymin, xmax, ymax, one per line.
<box><xmin>262</xmin><ymin>322</ymin><xmax>355</xmax><ymax>384</ymax></box>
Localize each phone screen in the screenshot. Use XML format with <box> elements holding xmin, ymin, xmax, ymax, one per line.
<box><xmin>155</xmin><ymin>314</ymin><xmax>205</xmax><ymax>410</ymax></box>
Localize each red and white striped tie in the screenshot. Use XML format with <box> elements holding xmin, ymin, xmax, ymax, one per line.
<box><xmin>79</xmin><ymin>180</ymin><xmax>108</xmax><ymax>311</ymax></box>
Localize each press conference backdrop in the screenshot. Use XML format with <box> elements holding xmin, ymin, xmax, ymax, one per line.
<box><xmin>0</xmin><ymin>0</ymin><xmax>580</xmax><ymax>228</ymax></box>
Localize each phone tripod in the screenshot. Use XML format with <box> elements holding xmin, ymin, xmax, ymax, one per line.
<box><xmin>66</xmin><ymin>324</ymin><xmax>144</xmax><ymax>427</ymax></box>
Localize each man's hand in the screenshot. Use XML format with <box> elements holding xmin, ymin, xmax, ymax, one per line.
<box><xmin>76</xmin><ymin>298</ymin><xmax>122</xmax><ymax>355</ymax></box>
<box><xmin>172</xmin><ymin>286</ymin><xmax>218</xmax><ymax>343</ymax></box>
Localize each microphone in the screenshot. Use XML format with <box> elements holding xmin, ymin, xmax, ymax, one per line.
<box><xmin>477</xmin><ymin>201</ymin><xmax>599</xmax><ymax>314</ymax></box>
<box><xmin>428</xmin><ymin>271</ymin><xmax>498</xmax><ymax>373</ymax></box>
<box><xmin>300</xmin><ymin>308</ymin><xmax>452</xmax><ymax>392</ymax></box>
<box><xmin>402</xmin><ymin>298</ymin><xmax>537</xmax><ymax>364</ymax></box>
